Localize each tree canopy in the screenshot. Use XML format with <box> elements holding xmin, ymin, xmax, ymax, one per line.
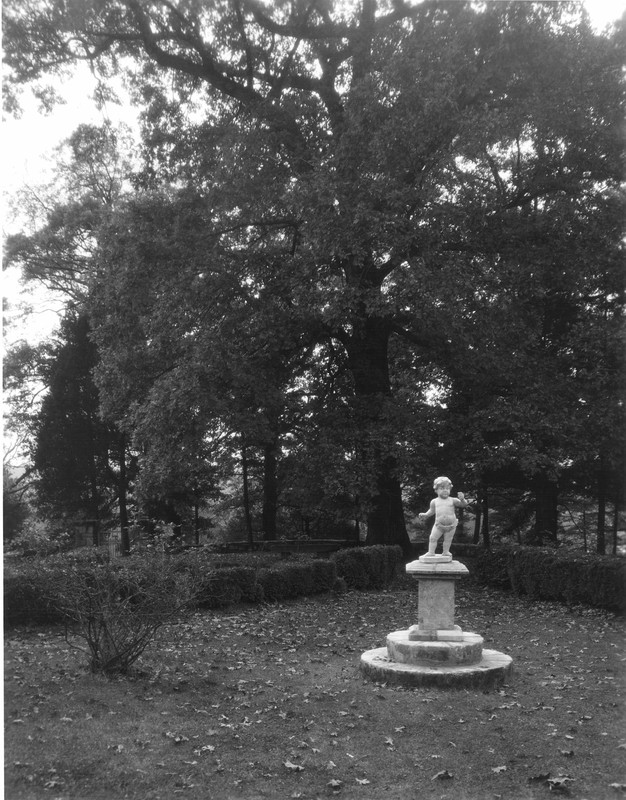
<box><xmin>4</xmin><ymin>1</ymin><xmax>624</xmax><ymax>553</ymax></box>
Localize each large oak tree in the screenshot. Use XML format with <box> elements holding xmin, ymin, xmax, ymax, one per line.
<box><xmin>5</xmin><ymin>1</ymin><xmax>623</xmax><ymax>553</ymax></box>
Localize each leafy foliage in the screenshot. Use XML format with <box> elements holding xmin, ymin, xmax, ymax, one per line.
<box><xmin>2</xmin><ymin>1</ymin><xmax>624</xmax><ymax>548</ymax></box>
<box><xmin>31</xmin><ymin>313</ymin><xmax>124</xmax><ymax>525</ymax></box>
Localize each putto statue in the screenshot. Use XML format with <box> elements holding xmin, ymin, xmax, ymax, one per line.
<box><xmin>418</xmin><ymin>476</ymin><xmax>469</xmax><ymax>559</ymax></box>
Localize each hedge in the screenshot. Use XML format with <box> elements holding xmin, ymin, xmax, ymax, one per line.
<box><xmin>473</xmin><ymin>546</ymin><xmax>626</xmax><ymax>613</ymax></box>
<box><xmin>333</xmin><ymin>545</ymin><xmax>404</xmax><ymax>590</ymax></box>
<box><xmin>4</xmin><ymin>545</ymin><xmax>404</xmax><ymax>627</ymax></box>
<box><xmin>196</xmin><ymin>566</ymin><xmax>263</xmax><ymax>608</ymax></box>
<box><xmin>3</xmin><ymin>569</ymin><xmax>64</xmax><ymax>626</ymax></box>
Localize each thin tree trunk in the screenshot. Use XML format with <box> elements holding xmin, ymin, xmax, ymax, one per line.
<box><xmin>262</xmin><ymin>437</ymin><xmax>279</xmax><ymax>541</ymax></box>
<box><xmin>194</xmin><ymin>497</ymin><xmax>200</xmax><ymax>546</ymax></box>
<box><xmin>481</xmin><ymin>492</ymin><xmax>490</xmax><ymax>550</ymax></box>
<box><xmin>119</xmin><ymin>435</ymin><xmax>130</xmax><ymax>555</ymax></box>
<box><xmin>241</xmin><ymin>445</ymin><xmax>254</xmax><ymax>546</ymax></box>
<box><xmin>597</xmin><ymin>455</ymin><xmax>607</xmax><ymax>555</ymax></box>
<box><xmin>534</xmin><ymin>474</ymin><xmax>558</xmax><ymax>543</ymax></box>
<box><xmin>472</xmin><ymin>501</ymin><xmax>482</xmax><ymax>544</ymax></box>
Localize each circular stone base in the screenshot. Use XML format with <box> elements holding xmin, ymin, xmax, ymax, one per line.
<box><xmin>360</xmin><ymin>647</ymin><xmax>512</xmax><ymax>689</ymax></box>
<box><xmin>387</xmin><ymin>630</ymin><xmax>484</xmax><ymax>666</ymax></box>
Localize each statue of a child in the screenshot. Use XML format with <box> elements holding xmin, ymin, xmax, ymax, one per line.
<box><xmin>418</xmin><ymin>476</ymin><xmax>469</xmax><ymax>558</ymax></box>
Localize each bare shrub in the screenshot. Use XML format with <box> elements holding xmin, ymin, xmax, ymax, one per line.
<box><xmin>47</xmin><ymin>555</ymin><xmax>200</xmax><ymax>675</ymax></box>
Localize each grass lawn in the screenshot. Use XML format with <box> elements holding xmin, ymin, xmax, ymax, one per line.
<box><xmin>4</xmin><ymin>579</ymin><xmax>625</xmax><ymax>800</ymax></box>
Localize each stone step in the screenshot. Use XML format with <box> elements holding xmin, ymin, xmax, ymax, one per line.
<box><xmin>387</xmin><ymin>630</ymin><xmax>484</xmax><ymax>666</ymax></box>
<box><xmin>360</xmin><ymin>647</ymin><xmax>513</xmax><ymax>689</ymax></box>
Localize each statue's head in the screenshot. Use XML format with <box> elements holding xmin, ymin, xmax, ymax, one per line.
<box><xmin>433</xmin><ymin>476</ymin><xmax>452</xmax><ymax>492</ymax></box>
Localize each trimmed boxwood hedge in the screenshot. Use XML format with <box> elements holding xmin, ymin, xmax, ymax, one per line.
<box><xmin>4</xmin><ymin>545</ymin><xmax>403</xmax><ymax>627</ymax></box>
<box><xmin>7</xmin><ymin>544</ymin><xmax>622</xmax><ymax>628</ymax></box>
<box><xmin>3</xmin><ymin>569</ymin><xmax>64</xmax><ymax>626</ymax></box>
<box><xmin>332</xmin><ymin>544</ymin><xmax>403</xmax><ymax>590</ymax></box>
<box><xmin>196</xmin><ymin>566</ymin><xmax>263</xmax><ymax>608</ymax></box>
<box><xmin>473</xmin><ymin>546</ymin><xmax>626</xmax><ymax>613</ymax></box>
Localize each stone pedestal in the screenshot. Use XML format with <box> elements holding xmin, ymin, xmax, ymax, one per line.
<box><xmin>406</xmin><ymin>558</ymin><xmax>468</xmax><ymax>640</ymax></box>
<box><xmin>360</xmin><ymin>556</ymin><xmax>512</xmax><ymax>689</ymax></box>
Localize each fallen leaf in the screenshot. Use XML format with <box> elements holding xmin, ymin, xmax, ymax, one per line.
<box><xmin>165</xmin><ymin>731</ymin><xmax>189</xmax><ymax>744</ymax></box>
<box><xmin>547</xmin><ymin>776</ymin><xmax>575</xmax><ymax>793</ymax></box>
<box><xmin>193</xmin><ymin>744</ymin><xmax>215</xmax><ymax>755</ymax></box>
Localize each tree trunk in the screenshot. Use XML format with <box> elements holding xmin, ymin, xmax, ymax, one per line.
<box><xmin>262</xmin><ymin>437</ymin><xmax>279</xmax><ymax>540</ymax></box>
<box><xmin>194</xmin><ymin>499</ymin><xmax>200</xmax><ymax>547</ymax></box>
<box><xmin>472</xmin><ymin>500</ymin><xmax>482</xmax><ymax>544</ymax></box>
<box><xmin>89</xmin><ymin>484</ymin><xmax>101</xmax><ymax>546</ymax></box>
<box><xmin>118</xmin><ymin>434</ymin><xmax>130</xmax><ymax>555</ymax></box>
<box><xmin>597</xmin><ymin>455</ymin><xmax>607</xmax><ymax>555</ymax></box>
<box><xmin>241</xmin><ymin>446</ymin><xmax>254</xmax><ymax>546</ymax></box>
<box><xmin>597</xmin><ymin>487</ymin><xmax>607</xmax><ymax>555</ymax></box>
<box><xmin>87</xmin><ymin>422</ymin><xmax>101</xmax><ymax>546</ymax></box>
<box><xmin>365</xmin><ymin>453</ymin><xmax>410</xmax><ymax>555</ymax></box>
<box><xmin>91</xmin><ymin>519</ymin><xmax>100</xmax><ymax>548</ymax></box>
<box><xmin>480</xmin><ymin>492</ymin><xmax>490</xmax><ymax>550</ymax></box>
<box><xmin>533</xmin><ymin>474</ymin><xmax>558</xmax><ymax>543</ymax></box>
<box><xmin>347</xmin><ymin>313</ymin><xmax>411</xmax><ymax>557</ymax></box>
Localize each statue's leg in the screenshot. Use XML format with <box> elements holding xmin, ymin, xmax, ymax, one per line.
<box><xmin>441</xmin><ymin>527</ymin><xmax>456</xmax><ymax>556</ymax></box>
<box><xmin>428</xmin><ymin>525</ymin><xmax>442</xmax><ymax>555</ymax></box>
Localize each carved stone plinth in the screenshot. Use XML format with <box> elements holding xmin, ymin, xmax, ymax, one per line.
<box><xmin>406</xmin><ymin>558</ymin><xmax>468</xmax><ymax>640</ymax></box>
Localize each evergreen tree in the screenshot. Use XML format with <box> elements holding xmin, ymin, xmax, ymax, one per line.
<box><xmin>32</xmin><ymin>313</ymin><xmax>122</xmax><ymax>539</ymax></box>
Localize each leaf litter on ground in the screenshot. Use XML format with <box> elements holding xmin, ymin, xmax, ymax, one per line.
<box><xmin>4</xmin><ymin>580</ymin><xmax>625</xmax><ymax>799</ymax></box>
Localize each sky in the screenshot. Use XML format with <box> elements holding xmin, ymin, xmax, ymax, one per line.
<box><xmin>2</xmin><ymin>0</ymin><xmax>625</xmax><ymax>351</ymax></box>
